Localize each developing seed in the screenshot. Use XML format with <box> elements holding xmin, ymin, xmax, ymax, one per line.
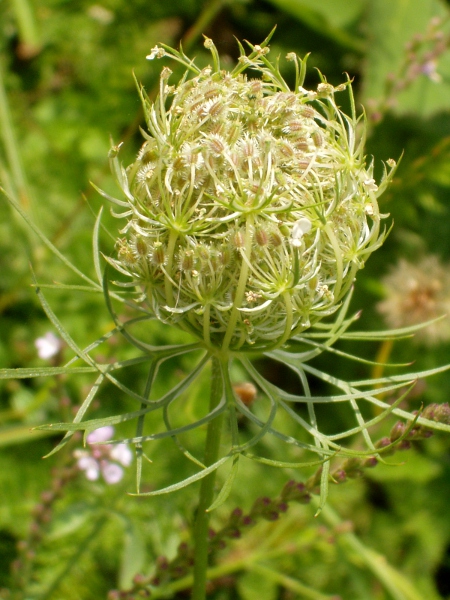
<box><xmin>255</xmin><ymin>228</ymin><xmax>269</xmax><ymax>247</ymax></box>
<box><xmin>300</xmin><ymin>106</ymin><xmax>315</xmax><ymax>119</ymax></box>
<box><xmin>312</xmin><ymin>131</ymin><xmax>323</xmax><ymax>147</ymax></box>
<box><xmin>233</xmin><ymin>230</ymin><xmax>246</xmax><ymax>249</ymax></box>
<box><xmin>179</xmin><ymin>249</ymin><xmax>195</xmax><ymax>270</ymax></box>
<box><xmin>135</xmin><ymin>238</ymin><xmax>148</xmax><ymax>256</ymax></box>
<box><xmin>151</xmin><ymin>243</ymin><xmax>166</xmax><ymax>266</ymax></box>
<box><xmin>269</xmin><ymin>230</ymin><xmax>283</xmax><ymax>247</ymax></box>
<box><xmin>219</xmin><ymin>245</ymin><xmax>232</xmax><ymax>267</ymax></box>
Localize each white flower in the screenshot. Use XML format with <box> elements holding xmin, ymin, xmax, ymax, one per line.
<box><xmin>35</xmin><ymin>332</ymin><xmax>62</xmax><ymax>359</ymax></box>
<box><xmin>291</xmin><ymin>218</ymin><xmax>312</xmax><ymax>247</ymax></box>
<box><xmin>363</xmin><ymin>178</ymin><xmax>378</xmax><ymax>192</ymax></box>
<box><xmin>146</xmin><ymin>46</ymin><xmax>165</xmax><ymax>60</ymax></box>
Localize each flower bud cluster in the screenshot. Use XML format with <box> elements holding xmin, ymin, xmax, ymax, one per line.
<box><xmin>11</xmin><ymin>463</ymin><xmax>79</xmax><ymax>593</ymax></box>
<box><xmin>368</xmin><ymin>16</ymin><xmax>449</xmax><ymax>122</ymax></box>
<box><xmin>108</xmin><ymin>37</ymin><xmax>394</xmax><ymax>352</ymax></box>
<box><xmin>374</xmin><ymin>402</ymin><xmax>450</xmax><ymax>455</ymax></box>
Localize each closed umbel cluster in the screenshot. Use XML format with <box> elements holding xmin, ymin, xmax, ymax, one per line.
<box><xmin>107</xmin><ymin>34</ymin><xmax>395</xmax><ymax>353</ymax></box>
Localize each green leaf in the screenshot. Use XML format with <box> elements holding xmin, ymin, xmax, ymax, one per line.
<box><xmin>0</xmin><ymin>366</ymin><xmax>96</xmax><ymax>379</ymax></box>
<box><xmin>118</xmin><ymin>519</ymin><xmax>146</xmax><ymax>589</ymax></box>
<box><xmin>237</xmin><ymin>569</ymin><xmax>278</xmax><ymax>600</ymax></box>
<box><xmin>207</xmin><ymin>454</ymin><xmax>239</xmax><ymax>512</ymax></box>
<box><xmin>319</xmin><ymin>502</ymin><xmax>427</xmax><ymax>600</ymax></box>
<box><xmin>1</xmin><ymin>186</ymin><xmax>101</xmax><ymax>289</ymax></box>
<box><xmin>130</xmin><ymin>455</ymin><xmax>232</xmax><ymax>497</ymax></box>
<box><xmin>48</xmin><ymin>503</ymin><xmax>96</xmax><ymax>540</ymax></box>
<box><xmin>368</xmin><ymin>451</ymin><xmax>442</xmax><ymax>483</ymax></box>
<box><xmin>244</xmin><ymin>453</ymin><xmax>332</xmax><ymax>469</ymax></box>
<box><xmin>264</xmin><ymin>0</ymin><xmax>365</xmax><ymax>50</ymax></box>
<box><xmin>0</xmin><ymin>424</ymin><xmax>61</xmax><ymax>447</ymax></box>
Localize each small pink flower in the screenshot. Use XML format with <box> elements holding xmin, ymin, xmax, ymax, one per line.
<box><xmin>74</xmin><ymin>426</ymin><xmax>132</xmax><ymax>484</ymax></box>
<box><xmin>75</xmin><ymin>454</ymin><xmax>100</xmax><ymax>481</ymax></box>
<box><xmin>101</xmin><ymin>462</ymin><xmax>124</xmax><ymax>485</ymax></box>
<box><xmin>87</xmin><ymin>426</ymin><xmax>114</xmax><ymax>444</ymax></box>
<box><xmin>110</xmin><ymin>443</ymin><xmax>133</xmax><ymax>466</ymax></box>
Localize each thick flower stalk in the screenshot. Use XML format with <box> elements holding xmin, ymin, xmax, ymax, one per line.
<box><xmin>107</xmin><ymin>34</ymin><xmax>395</xmax><ymax>353</ymax></box>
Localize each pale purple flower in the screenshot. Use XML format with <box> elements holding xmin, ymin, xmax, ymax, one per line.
<box><xmin>110</xmin><ymin>443</ymin><xmax>133</xmax><ymax>466</ymax></box>
<box><xmin>35</xmin><ymin>332</ymin><xmax>62</xmax><ymax>359</ymax></box>
<box><xmin>87</xmin><ymin>426</ymin><xmax>114</xmax><ymax>444</ymax></box>
<box><xmin>74</xmin><ymin>426</ymin><xmax>132</xmax><ymax>484</ymax></box>
<box><xmin>421</xmin><ymin>60</ymin><xmax>442</xmax><ymax>83</ymax></box>
<box><xmin>101</xmin><ymin>462</ymin><xmax>124</xmax><ymax>484</ymax></box>
<box><xmin>76</xmin><ymin>454</ymin><xmax>101</xmax><ymax>480</ymax></box>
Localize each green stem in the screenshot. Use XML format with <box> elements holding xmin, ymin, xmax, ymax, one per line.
<box><xmin>275</xmin><ymin>291</ymin><xmax>293</xmax><ymax>349</ymax></box>
<box><xmin>164</xmin><ymin>229</ymin><xmax>179</xmax><ymax>306</ymax></box>
<box><xmin>317</xmin><ymin>500</ymin><xmax>424</xmax><ymax>600</ymax></box>
<box><xmin>0</xmin><ymin>59</ymin><xmax>41</xmax><ymax>254</ymax></box>
<box><xmin>181</xmin><ymin>0</ymin><xmax>228</xmax><ymax>53</ymax></box>
<box><xmin>192</xmin><ymin>356</ymin><xmax>225</xmax><ymax>600</ymax></box>
<box><xmin>222</xmin><ymin>215</ymin><xmax>254</xmax><ymax>352</ymax></box>
<box><xmin>10</xmin><ymin>0</ymin><xmax>41</xmax><ymax>51</ymax></box>
<box><xmin>249</xmin><ymin>563</ymin><xmax>334</xmax><ymax>600</ymax></box>
<box><xmin>152</xmin><ymin>546</ymin><xmax>336</xmax><ymax>600</ymax></box>
<box><xmin>0</xmin><ymin>59</ymin><xmax>31</xmax><ymax>208</ymax></box>
<box><xmin>203</xmin><ymin>303</ymin><xmax>211</xmax><ymax>347</ymax></box>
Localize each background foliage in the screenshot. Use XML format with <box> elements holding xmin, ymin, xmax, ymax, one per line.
<box><xmin>1</xmin><ymin>0</ymin><xmax>450</xmax><ymax>598</ymax></box>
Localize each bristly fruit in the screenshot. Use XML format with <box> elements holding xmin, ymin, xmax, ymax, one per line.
<box><xmin>106</xmin><ymin>30</ymin><xmax>396</xmax><ymax>353</ymax></box>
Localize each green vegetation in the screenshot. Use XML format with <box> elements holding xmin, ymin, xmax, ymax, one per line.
<box><xmin>1</xmin><ymin>1</ymin><xmax>450</xmax><ymax>599</ymax></box>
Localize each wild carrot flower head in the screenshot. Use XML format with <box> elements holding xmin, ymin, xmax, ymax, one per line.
<box><xmin>107</xmin><ymin>33</ymin><xmax>395</xmax><ymax>353</ymax></box>
<box><xmin>377</xmin><ymin>255</ymin><xmax>450</xmax><ymax>345</ymax></box>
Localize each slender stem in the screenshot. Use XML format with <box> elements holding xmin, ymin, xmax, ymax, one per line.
<box><xmin>275</xmin><ymin>291</ymin><xmax>293</xmax><ymax>349</ymax></box>
<box><xmin>0</xmin><ymin>59</ymin><xmax>40</xmax><ymax>252</ymax></box>
<box><xmin>192</xmin><ymin>356</ymin><xmax>225</xmax><ymax>600</ymax></box>
<box><xmin>371</xmin><ymin>338</ymin><xmax>394</xmax><ymax>416</ymax></box>
<box><xmin>164</xmin><ymin>229</ymin><xmax>179</xmax><ymax>306</ymax></box>
<box><xmin>0</xmin><ymin>61</ymin><xmax>28</xmax><ymax>202</ymax></box>
<box><xmin>181</xmin><ymin>0</ymin><xmax>228</xmax><ymax>53</ymax></box>
<box><xmin>203</xmin><ymin>303</ymin><xmax>211</xmax><ymax>347</ymax></box>
<box><xmin>222</xmin><ymin>215</ymin><xmax>254</xmax><ymax>352</ymax></box>
<box><xmin>316</xmin><ymin>500</ymin><xmax>424</xmax><ymax>600</ymax></box>
<box><xmin>10</xmin><ymin>0</ymin><xmax>41</xmax><ymax>51</ymax></box>
<box><xmin>0</xmin><ymin>58</ymin><xmax>40</xmax><ymax>232</ymax></box>
<box><xmin>249</xmin><ymin>563</ymin><xmax>334</xmax><ymax>600</ymax></box>
<box><xmin>152</xmin><ymin>548</ymin><xmax>336</xmax><ymax>600</ymax></box>
<box><xmin>34</xmin><ymin>516</ymin><xmax>108</xmax><ymax>600</ymax></box>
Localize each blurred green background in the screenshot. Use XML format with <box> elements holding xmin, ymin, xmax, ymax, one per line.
<box><xmin>1</xmin><ymin>0</ymin><xmax>450</xmax><ymax>598</ymax></box>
